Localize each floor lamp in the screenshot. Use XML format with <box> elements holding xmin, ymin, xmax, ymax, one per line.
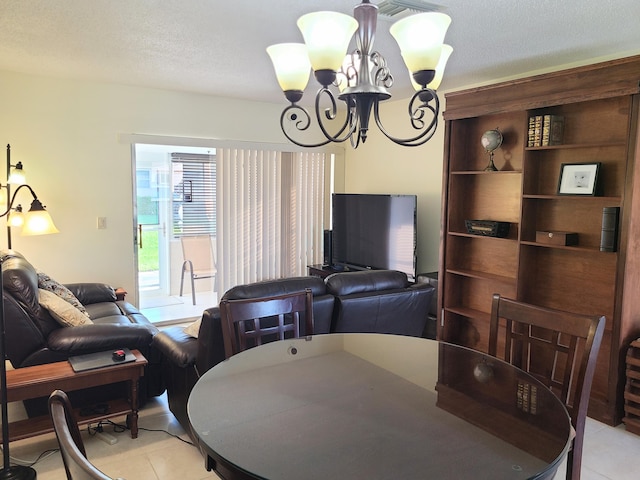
<box><xmin>0</xmin><ymin>150</ymin><xmax>59</xmax><ymax>479</ymax></box>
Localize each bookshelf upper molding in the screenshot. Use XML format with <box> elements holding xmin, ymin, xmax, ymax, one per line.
<box><xmin>444</xmin><ymin>54</ymin><xmax>640</xmax><ymax>121</ymax></box>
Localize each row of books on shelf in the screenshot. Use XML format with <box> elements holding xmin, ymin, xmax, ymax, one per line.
<box><xmin>527</xmin><ymin>114</ymin><xmax>564</xmax><ymax>147</ymax></box>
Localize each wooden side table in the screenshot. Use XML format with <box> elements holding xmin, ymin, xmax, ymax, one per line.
<box><xmin>6</xmin><ymin>349</ymin><xmax>147</xmax><ymax>441</ymax></box>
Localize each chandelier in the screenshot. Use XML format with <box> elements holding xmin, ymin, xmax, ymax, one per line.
<box><xmin>266</xmin><ymin>0</ymin><xmax>452</xmax><ymax>148</ymax></box>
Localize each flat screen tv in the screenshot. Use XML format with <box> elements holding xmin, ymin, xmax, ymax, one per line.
<box><xmin>331</xmin><ymin>193</ymin><xmax>417</xmax><ymax>281</ymax></box>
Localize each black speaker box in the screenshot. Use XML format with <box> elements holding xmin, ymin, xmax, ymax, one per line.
<box><xmin>600</xmin><ymin>206</ymin><xmax>620</xmax><ymax>252</ymax></box>
<box><xmin>323</xmin><ymin>230</ymin><xmax>332</xmax><ymax>266</ymax></box>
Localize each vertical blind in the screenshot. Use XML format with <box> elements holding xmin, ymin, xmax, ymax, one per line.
<box><xmin>171</xmin><ymin>153</ymin><xmax>216</xmax><ymax>237</ymax></box>
<box><xmin>217</xmin><ymin>148</ymin><xmax>325</xmax><ymax>294</ymax></box>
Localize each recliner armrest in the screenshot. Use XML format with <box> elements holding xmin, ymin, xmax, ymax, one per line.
<box><xmin>65</xmin><ymin>283</ymin><xmax>117</xmax><ymax>305</ymax></box>
<box><xmin>47</xmin><ymin>323</ymin><xmax>157</xmax><ymax>355</ymax></box>
<box><xmin>153</xmin><ymin>327</ymin><xmax>198</xmax><ymax>369</ymax></box>
<box><xmin>195</xmin><ymin>307</ymin><xmax>226</xmax><ymax>376</ymax></box>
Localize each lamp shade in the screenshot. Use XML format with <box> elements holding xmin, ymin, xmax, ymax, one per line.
<box><xmin>8</xmin><ymin>206</ymin><xmax>24</xmax><ymax>227</ymax></box>
<box><xmin>21</xmin><ymin>199</ymin><xmax>59</xmax><ymax>236</ymax></box>
<box><xmin>297</xmin><ymin>11</ymin><xmax>358</xmax><ymax>72</ymax></box>
<box><xmin>7</xmin><ymin>162</ymin><xmax>26</xmax><ymax>185</ymax></box>
<box><xmin>390</xmin><ymin>12</ymin><xmax>451</xmax><ymax>73</ymax></box>
<box><xmin>409</xmin><ymin>44</ymin><xmax>453</xmax><ymax>91</ymax></box>
<box><xmin>266</xmin><ymin>43</ymin><xmax>311</xmax><ymax>92</ymax></box>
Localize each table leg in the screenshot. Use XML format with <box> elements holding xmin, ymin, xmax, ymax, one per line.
<box><xmin>128</xmin><ymin>378</ymin><xmax>140</xmax><ymax>439</ymax></box>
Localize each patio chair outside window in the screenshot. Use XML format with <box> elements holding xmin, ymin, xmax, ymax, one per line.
<box><xmin>179</xmin><ymin>235</ymin><xmax>217</xmax><ymax>305</ymax></box>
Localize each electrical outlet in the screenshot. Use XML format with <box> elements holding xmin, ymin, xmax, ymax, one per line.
<box><xmin>97</xmin><ymin>217</ymin><xmax>107</xmax><ymax>229</ymax></box>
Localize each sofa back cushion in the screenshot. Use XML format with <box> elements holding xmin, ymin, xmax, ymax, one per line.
<box><xmin>1</xmin><ymin>250</ymin><xmax>68</xmax><ymax>338</ymax></box>
<box><xmin>327</xmin><ymin>270</ymin><xmax>435</xmax><ymax>337</ymax></box>
<box><xmin>332</xmin><ymin>286</ymin><xmax>434</xmax><ymax>337</ymax></box>
<box><xmin>325</xmin><ymin>270</ymin><xmax>408</xmax><ymax>296</ymax></box>
<box><xmin>2</xmin><ymin>250</ymin><xmax>39</xmax><ymax>317</ymax></box>
<box><xmin>223</xmin><ymin>276</ymin><xmax>327</xmax><ymax>300</ymax></box>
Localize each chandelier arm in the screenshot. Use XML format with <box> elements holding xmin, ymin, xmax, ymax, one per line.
<box><xmin>371</xmin><ymin>52</ymin><xmax>393</xmax><ymax>89</ymax></box>
<box><xmin>314</xmin><ymin>88</ymin><xmax>358</xmax><ymax>143</ymax></box>
<box><xmin>373</xmin><ymin>89</ymin><xmax>441</xmax><ymax>147</ymax></box>
<box><xmin>279</xmin><ymin>106</ymin><xmax>334</xmax><ymax>148</ymax></box>
<box><xmin>349</xmin><ymin>112</ymin><xmax>362</xmax><ymax>149</ymax></box>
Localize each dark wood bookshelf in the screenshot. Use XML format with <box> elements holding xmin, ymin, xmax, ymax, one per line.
<box><xmin>439</xmin><ymin>54</ymin><xmax>640</xmax><ymax>426</ymax></box>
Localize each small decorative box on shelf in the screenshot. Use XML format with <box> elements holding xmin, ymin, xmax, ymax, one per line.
<box><xmin>535</xmin><ymin>230</ymin><xmax>578</xmax><ymax>246</ymax></box>
<box><xmin>465</xmin><ymin>220</ymin><xmax>510</xmax><ymax>238</ymax></box>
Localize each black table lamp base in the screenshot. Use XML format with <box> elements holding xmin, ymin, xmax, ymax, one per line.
<box><xmin>0</xmin><ymin>465</ymin><xmax>37</xmax><ymax>479</ymax></box>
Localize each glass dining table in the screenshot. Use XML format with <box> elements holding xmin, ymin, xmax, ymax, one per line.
<box><xmin>188</xmin><ymin>333</ymin><xmax>572</xmax><ymax>480</ymax></box>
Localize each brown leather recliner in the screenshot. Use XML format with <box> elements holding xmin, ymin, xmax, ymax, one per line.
<box><xmin>1</xmin><ymin>250</ymin><xmax>165</xmax><ymax>416</ymax></box>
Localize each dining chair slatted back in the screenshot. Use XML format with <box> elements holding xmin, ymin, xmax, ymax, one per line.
<box><xmin>179</xmin><ymin>235</ymin><xmax>217</xmax><ymax>305</ymax></box>
<box><xmin>48</xmin><ymin>390</ymin><xmax>122</xmax><ymax>480</ymax></box>
<box><xmin>220</xmin><ymin>289</ymin><xmax>314</xmax><ymax>359</ymax></box>
<box><xmin>488</xmin><ymin>294</ymin><xmax>605</xmax><ymax>480</ymax></box>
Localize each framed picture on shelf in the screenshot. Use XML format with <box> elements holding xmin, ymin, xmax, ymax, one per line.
<box><xmin>557</xmin><ymin>162</ymin><xmax>601</xmax><ymax>195</ymax></box>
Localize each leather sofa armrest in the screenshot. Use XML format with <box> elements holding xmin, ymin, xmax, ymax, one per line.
<box><xmin>195</xmin><ymin>307</ymin><xmax>227</xmax><ymax>377</ymax></box>
<box><xmin>65</xmin><ymin>283</ymin><xmax>117</xmax><ymax>305</ymax></box>
<box><xmin>153</xmin><ymin>327</ymin><xmax>198</xmax><ymax>369</ymax></box>
<box><xmin>47</xmin><ymin>323</ymin><xmax>156</xmax><ymax>355</ymax></box>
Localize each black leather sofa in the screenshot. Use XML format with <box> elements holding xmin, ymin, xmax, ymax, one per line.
<box><xmin>1</xmin><ymin>250</ymin><xmax>165</xmax><ymax>415</ymax></box>
<box><xmin>153</xmin><ymin>269</ymin><xmax>435</xmax><ymax>433</ymax></box>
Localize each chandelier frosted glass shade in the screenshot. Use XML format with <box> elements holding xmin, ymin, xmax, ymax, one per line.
<box><xmin>410</xmin><ymin>44</ymin><xmax>454</xmax><ymax>91</ymax></box>
<box><xmin>266</xmin><ymin>43</ymin><xmax>311</xmax><ymax>93</ymax></box>
<box><xmin>390</xmin><ymin>12</ymin><xmax>451</xmax><ymax>77</ymax></box>
<box><xmin>297</xmin><ymin>11</ymin><xmax>359</xmax><ymax>73</ymax></box>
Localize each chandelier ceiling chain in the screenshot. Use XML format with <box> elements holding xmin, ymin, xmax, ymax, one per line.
<box><xmin>267</xmin><ymin>0</ymin><xmax>452</xmax><ymax>148</ymax></box>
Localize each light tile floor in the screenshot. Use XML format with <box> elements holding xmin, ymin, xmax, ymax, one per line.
<box><xmin>139</xmin><ymin>291</ymin><xmax>217</xmax><ymax>326</ymax></box>
<box><xmin>578</xmin><ymin>417</ymin><xmax>640</xmax><ymax>480</ymax></box>
<box><xmin>7</xmin><ymin>394</ymin><xmax>640</xmax><ymax>479</ymax></box>
<box><xmin>9</xmin><ymin>394</ymin><xmax>220</xmax><ymax>479</ymax></box>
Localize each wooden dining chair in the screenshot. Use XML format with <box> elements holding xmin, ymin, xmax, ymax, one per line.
<box><xmin>488</xmin><ymin>294</ymin><xmax>605</xmax><ymax>480</ymax></box>
<box><xmin>48</xmin><ymin>390</ymin><xmax>123</xmax><ymax>480</ymax></box>
<box><xmin>220</xmin><ymin>289</ymin><xmax>314</xmax><ymax>359</ymax></box>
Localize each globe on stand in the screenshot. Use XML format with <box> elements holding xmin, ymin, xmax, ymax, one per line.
<box><xmin>481</xmin><ymin>129</ymin><xmax>503</xmax><ymax>171</ymax></box>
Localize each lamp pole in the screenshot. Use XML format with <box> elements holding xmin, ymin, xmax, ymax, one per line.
<box><xmin>6</xmin><ymin>145</ymin><xmax>12</xmax><ymax>250</ymax></box>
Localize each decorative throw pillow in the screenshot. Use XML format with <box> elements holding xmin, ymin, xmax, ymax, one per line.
<box><xmin>36</xmin><ymin>269</ymin><xmax>90</xmax><ymax>318</ymax></box>
<box><xmin>38</xmin><ymin>289</ymin><xmax>94</xmax><ymax>327</ymax></box>
<box><xmin>184</xmin><ymin>318</ymin><xmax>202</xmax><ymax>338</ymax></box>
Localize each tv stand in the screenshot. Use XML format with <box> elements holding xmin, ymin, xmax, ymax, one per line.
<box><xmin>307</xmin><ymin>264</ymin><xmax>360</xmax><ymax>279</ymax></box>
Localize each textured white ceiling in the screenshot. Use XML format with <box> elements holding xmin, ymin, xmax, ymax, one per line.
<box><xmin>1</xmin><ymin>0</ymin><xmax>640</xmax><ymax>104</ymax></box>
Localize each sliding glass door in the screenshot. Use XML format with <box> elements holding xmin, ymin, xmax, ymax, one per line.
<box><xmin>131</xmin><ymin>138</ymin><xmax>330</xmax><ymax>324</ymax></box>
<box><xmin>133</xmin><ymin>144</ymin><xmax>218</xmax><ymax>316</ymax></box>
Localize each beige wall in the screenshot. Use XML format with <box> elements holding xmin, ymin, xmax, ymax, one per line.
<box><xmin>342</xmin><ymin>96</ymin><xmax>446</xmax><ymax>275</ymax></box>
<box><xmin>0</xmin><ymin>70</ymin><xmax>329</xmax><ymax>302</ymax></box>
<box><xmin>0</xmin><ymin>68</ymin><xmax>446</xmax><ymax>302</ymax></box>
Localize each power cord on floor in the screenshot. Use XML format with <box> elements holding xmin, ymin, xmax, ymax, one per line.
<box><xmin>87</xmin><ymin>420</ymin><xmax>118</xmax><ymax>444</ymax></box>
<box><xmin>89</xmin><ymin>418</ymin><xmax>194</xmax><ymax>446</ymax></box>
<box><xmin>2</xmin><ymin>417</ymin><xmax>194</xmax><ymax>469</ymax></box>
<box><xmin>0</xmin><ymin>445</ymin><xmax>59</xmax><ymax>468</ymax></box>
